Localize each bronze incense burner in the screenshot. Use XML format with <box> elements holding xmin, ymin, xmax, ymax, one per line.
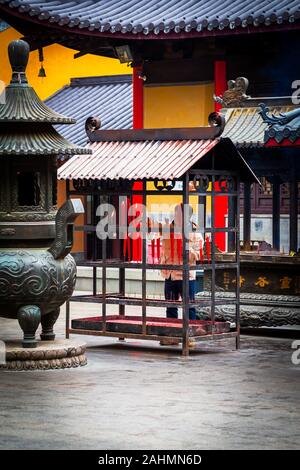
<box><xmin>0</xmin><ymin>40</ymin><xmax>90</xmax><ymax>347</ymax></box>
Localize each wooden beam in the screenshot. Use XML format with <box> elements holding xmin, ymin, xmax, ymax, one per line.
<box><xmin>87</xmin><ymin>126</ymin><xmax>224</xmax><ymax>142</ymax></box>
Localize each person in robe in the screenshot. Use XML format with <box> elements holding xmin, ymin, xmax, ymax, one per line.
<box><xmin>149</xmin><ymin>203</ymin><xmax>203</xmax><ymax>347</ymax></box>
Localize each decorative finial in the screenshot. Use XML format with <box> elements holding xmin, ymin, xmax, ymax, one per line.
<box><xmin>213</xmin><ymin>77</ymin><xmax>250</xmax><ymax>108</ymax></box>
<box><xmin>8</xmin><ymin>40</ymin><xmax>30</xmax><ymax>85</ymax></box>
<box><xmin>208</xmin><ymin>111</ymin><xmax>225</xmax><ymax>135</ymax></box>
<box><xmin>85</xmin><ymin>116</ymin><xmax>101</xmax><ymax>134</ymax></box>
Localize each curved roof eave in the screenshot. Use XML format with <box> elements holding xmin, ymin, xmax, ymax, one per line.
<box><xmin>0</xmin><ymin>1</ymin><xmax>299</xmax><ymax>42</ymax></box>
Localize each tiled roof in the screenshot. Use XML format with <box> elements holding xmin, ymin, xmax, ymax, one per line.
<box><xmin>259</xmin><ymin>103</ymin><xmax>300</xmax><ymax>143</ymax></box>
<box><xmin>45</xmin><ymin>75</ymin><xmax>132</xmax><ymax>146</ymax></box>
<box><xmin>58</xmin><ymin>135</ymin><xmax>258</xmax><ymax>183</ymax></box>
<box><xmin>58</xmin><ymin>138</ymin><xmax>217</xmax><ymax>180</ymax></box>
<box><xmin>222</xmin><ymin>105</ymin><xmax>296</xmax><ymax>147</ymax></box>
<box><xmin>0</xmin><ymin>0</ymin><xmax>299</xmax><ymax>36</ymax></box>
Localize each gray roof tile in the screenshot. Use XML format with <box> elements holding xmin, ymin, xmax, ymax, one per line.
<box><xmin>45</xmin><ymin>75</ymin><xmax>132</xmax><ymax>146</ymax></box>
<box><xmin>1</xmin><ymin>0</ymin><xmax>299</xmax><ymax>36</ymax></box>
<box><xmin>222</xmin><ymin>105</ymin><xmax>296</xmax><ymax>147</ymax></box>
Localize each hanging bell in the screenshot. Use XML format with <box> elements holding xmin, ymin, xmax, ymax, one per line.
<box><xmin>38</xmin><ymin>63</ymin><xmax>46</xmax><ymax>77</ymax></box>
<box><xmin>38</xmin><ymin>48</ymin><xmax>46</xmax><ymax>77</ymax></box>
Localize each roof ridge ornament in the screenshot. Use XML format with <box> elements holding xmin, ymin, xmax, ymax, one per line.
<box><xmin>259</xmin><ymin>102</ymin><xmax>300</xmax><ymax>126</ymax></box>
<box><xmin>259</xmin><ymin>102</ymin><xmax>300</xmax><ymax>143</ymax></box>
<box><xmin>214</xmin><ymin>77</ymin><xmax>250</xmax><ymax>108</ymax></box>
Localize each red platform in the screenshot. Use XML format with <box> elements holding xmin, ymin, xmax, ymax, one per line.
<box><xmin>71</xmin><ymin>315</ymin><xmax>231</xmax><ymax>338</ymax></box>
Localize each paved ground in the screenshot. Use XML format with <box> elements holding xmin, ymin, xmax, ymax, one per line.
<box><xmin>0</xmin><ymin>300</ymin><xmax>299</xmax><ymax>450</ymax></box>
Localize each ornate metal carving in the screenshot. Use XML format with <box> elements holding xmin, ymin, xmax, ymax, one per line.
<box><xmin>0</xmin><ymin>212</ymin><xmax>57</xmax><ymax>222</ymax></box>
<box><xmin>0</xmin><ymin>251</ymin><xmax>76</xmax><ymax>303</ymax></box>
<box><xmin>196</xmin><ymin>291</ymin><xmax>300</xmax><ymax>327</ymax></box>
<box><xmin>214</xmin><ymin>77</ymin><xmax>250</xmax><ymax>108</ymax></box>
<box><xmin>73</xmin><ymin>178</ymin><xmax>95</xmax><ymax>192</ymax></box>
<box><xmin>216</xmin><ymin>175</ymin><xmax>236</xmax><ymax>192</ymax></box>
<box><xmin>0</xmin><ymin>228</ymin><xmax>16</xmax><ymax>236</ymax></box>
<box><xmin>192</xmin><ymin>175</ymin><xmax>210</xmax><ymax>192</ymax></box>
<box><xmin>48</xmin><ymin>199</ymin><xmax>84</xmax><ymax>260</ymax></box>
<box><xmin>72</xmin><ymin>177</ymin><xmax>133</xmax><ymax>193</ymax></box>
<box><xmin>153</xmin><ymin>179</ymin><xmax>176</xmax><ymax>191</ymax></box>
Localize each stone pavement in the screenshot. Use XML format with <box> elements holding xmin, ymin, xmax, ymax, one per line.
<box><xmin>0</xmin><ymin>300</ymin><xmax>299</xmax><ymax>450</ymax></box>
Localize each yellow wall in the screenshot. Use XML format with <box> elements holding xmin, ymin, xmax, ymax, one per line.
<box><xmin>0</xmin><ymin>27</ymin><xmax>130</xmax><ymax>100</ymax></box>
<box><xmin>144</xmin><ymin>83</ymin><xmax>214</xmax><ymax>210</ymax></box>
<box><xmin>144</xmin><ymin>83</ymin><xmax>214</xmax><ymax>128</ymax></box>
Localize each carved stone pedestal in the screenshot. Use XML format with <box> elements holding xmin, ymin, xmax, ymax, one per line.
<box><xmin>196</xmin><ymin>291</ymin><xmax>300</xmax><ymax>327</ymax></box>
<box><xmin>0</xmin><ymin>339</ymin><xmax>87</xmax><ymax>371</ymax></box>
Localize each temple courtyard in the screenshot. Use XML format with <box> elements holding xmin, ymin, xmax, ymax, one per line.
<box><xmin>0</xmin><ymin>298</ymin><xmax>299</xmax><ymax>450</ymax></box>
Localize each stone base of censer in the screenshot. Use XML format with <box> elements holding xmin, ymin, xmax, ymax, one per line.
<box><xmin>0</xmin><ymin>339</ymin><xmax>87</xmax><ymax>371</ymax></box>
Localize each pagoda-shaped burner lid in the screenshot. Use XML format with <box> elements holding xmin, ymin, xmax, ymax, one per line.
<box><xmin>0</xmin><ymin>40</ymin><xmax>90</xmax><ymax>245</ymax></box>
<box><xmin>0</xmin><ymin>39</ymin><xmax>76</xmax><ymax>124</ymax></box>
<box><xmin>0</xmin><ymin>40</ymin><xmax>91</xmax><ymax>156</ymax></box>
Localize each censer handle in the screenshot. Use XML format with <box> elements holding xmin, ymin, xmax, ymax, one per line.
<box><xmin>48</xmin><ymin>199</ymin><xmax>84</xmax><ymax>259</ymax></box>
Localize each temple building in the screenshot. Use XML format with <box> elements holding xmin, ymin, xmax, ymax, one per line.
<box><xmin>0</xmin><ymin>0</ymin><xmax>299</xmax><ymax>327</ymax></box>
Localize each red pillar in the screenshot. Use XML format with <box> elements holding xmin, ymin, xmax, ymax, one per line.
<box><xmin>214</xmin><ymin>60</ymin><xmax>227</xmax><ymax>112</ymax></box>
<box><xmin>214</xmin><ymin>61</ymin><xmax>227</xmax><ymax>251</ymax></box>
<box><xmin>132</xmin><ymin>67</ymin><xmax>144</xmax><ymax>259</ymax></box>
